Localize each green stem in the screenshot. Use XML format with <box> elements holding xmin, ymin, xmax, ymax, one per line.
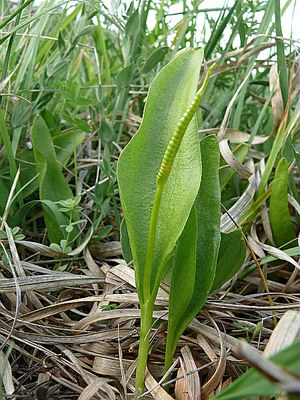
<box><xmin>134</xmin><ymin>184</ymin><xmax>164</xmax><ymax>396</ymax></box>
<box><xmin>135</xmin><ymin>300</ymin><xmax>155</xmax><ymax>398</ymax></box>
<box><xmin>164</xmin><ymin>338</ymin><xmax>177</xmax><ymax>375</ymax></box>
<box><xmin>143</xmin><ymin>183</ymin><xmax>164</xmax><ymax>300</ymax></box>
<box><xmin>163</xmin><ymin>341</ymin><xmax>176</xmax><ymax>391</ymax></box>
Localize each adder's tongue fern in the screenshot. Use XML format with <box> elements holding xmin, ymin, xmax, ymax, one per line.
<box><xmin>156</xmin><ymin>63</ymin><xmax>216</xmax><ymax>186</ymax></box>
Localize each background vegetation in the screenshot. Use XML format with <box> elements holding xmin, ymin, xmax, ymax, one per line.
<box><xmin>0</xmin><ymin>0</ymin><xmax>299</xmax><ymax>399</ymax></box>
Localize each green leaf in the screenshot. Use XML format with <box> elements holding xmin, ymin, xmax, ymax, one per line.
<box><xmin>166</xmin><ymin>205</ymin><xmax>197</xmax><ymax>361</ymax></box>
<box><xmin>143</xmin><ymin>46</ymin><xmax>169</xmax><ymax>73</ymax></box>
<box><xmin>211</xmin><ymin>229</ymin><xmax>246</xmax><ymax>292</ymax></box>
<box><xmin>0</xmin><ymin>178</ymin><xmax>9</xmax><ymax>215</ymax></box>
<box><xmin>55</xmin><ymin>80</ymin><xmax>81</xmax><ymax>102</ymax></box>
<box><xmin>76</xmin><ymin>97</ymin><xmax>94</xmax><ymax>106</ymax></box>
<box><xmin>17</xmin><ymin>128</ymin><xmax>85</xmax><ymax>201</ymax></box>
<box><xmin>256</xmin><ymin>109</ymin><xmax>298</xmax><ymax>199</ymax></box>
<box><xmin>117</xmin><ymin>48</ymin><xmax>203</xmax><ymax>301</ymax></box>
<box><xmin>50</xmin><ymin>243</ymin><xmax>62</xmax><ymax>253</ymax></box>
<box><xmin>93</xmin><ymin>225</ymin><xmax>112</xmax><ymax>241</ymax></box>
<box><xmin>57</xmin><ymin>30</ymin><xmax>65</xmax><ymax>53</ymax></box>
<box><xmin>58</xmin><ymin>207</ymin><xmax>70</xmax><ymax>213</ymax></box>
<box><xmin>193</xmin><ymin>134</ymin><xmax>221</xmax><ymax>294</ymax></box>
<box><xmin>65</xmin><ymin>225</ymin><xmax>73</xmax><ymax>233</ymax></box>
<box><xmin>97</xmin><ymin>122</ymin><xmax>113</xmax><ymax>143</ymax></box>
<box><xmin>31</xmin><ymin>115</ymin><xmax>74</xmax><ymax>243</ymax></box>
<box><xmin>269</xmin><ymin>158</ymin><xmax>296</xmax><ymax>246</ymax></box>
<box><xmin>41</xmin><ymin>109</ymin><xmax>61</xmax><ymax>136</ymax></box>
<box><xmin>12</xmin><ymin>227</ymin><xmax>20</xmax><ymax>235</ymax></box>
<box><xmin>165</xmin><ymin>134</ymin><xmax>221</xmax><ymax>369</ymax></box>
<box><xmin>12</xmin><ymin>199</ymin><xmax>66</xmax><ymax>229</ymax></box>
<box><xmin>204</xmin><ymin>0</ymin><xmax>238</xmax><ymax>59</ymax></box>
<box><xmin>53</xmin><ymin>130</ymin><xmax>86</xmax><ymax>165</ymax></box>
<box><xmin>14</xmin><ymin>234</ymin><xmax>25</xmax><ymax>241</ymax></box>
<box><xmin>212</xmin><ymin>341</ymin><xmax>300</xmax><ymax>400</ymax></box>
<box><xmin>125</xmin><ymin>10</ymin><xmax>139</xmax><ymax>36</ymax></box>
<box><xmin>116</xmin><ymin>64</ymin><xmax>133</xmax><ymax>87</ymax></box>
<box><xmin>292</xmin><ymin>145</ymin><xmax>300</xmax><ymax>172</ymax></box>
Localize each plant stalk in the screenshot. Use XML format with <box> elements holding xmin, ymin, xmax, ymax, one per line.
<box><xmin>135</xmin><ymin>183</ymin><xmax>164</xmax><ymax>395</ymax></box>
<box><xmin>135</xmin><ymin>300</ymin><xmax>155</xmax><ymax>398</ymax></box>
<box><xmin>163</xmin><ymin>342</ymin><xmax>176</xmax><ymax>392</ymax></box>
<box><xmin>143</xmin><ymin>183</ymin><xmax>163</xmax><ymax>300</ymax></box>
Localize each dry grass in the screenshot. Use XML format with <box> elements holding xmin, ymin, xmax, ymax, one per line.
<box><xmin>0</xmin><ymin>223</ymin><xmax>299</xmax><ymax>399</ymax></box>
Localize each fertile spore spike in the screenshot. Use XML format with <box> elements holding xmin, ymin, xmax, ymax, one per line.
<box><xmin>156</xmin><ymin>63</ymin><xmax>216</xmax><ymax>185</ymax></box>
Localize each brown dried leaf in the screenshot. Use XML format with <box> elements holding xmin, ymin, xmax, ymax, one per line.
<box><xmin>199</xmin><ymin>128</ymin><xmax>268</xmax><ymax>144</ymax></box>
<box><xmin>15</xmin><ymin>240</ymin><xmax>62</xmax><ymax>256</ymax></box>
<box><xmin>264</xmin><ymin>310</ymin><xmax>300</xmax><ymax>356</ymax></box>
<box><xmin>144</xmin><ymin>369</ymin><xmax>175</xmax><ymax>400</ymax></box>
<box><xmin>201</xmin><ymin>316</ymin><xmax>227</xmax><ymax>399</ymax></box>
<box><xmin>106</xmin><ymin>264</ymin><xmax>167</xmax><ymax>297</ymax></box>
<box><xmin>78</xmin><ymin>377</ymin><xmax>116</xmax><ymax>400</ymax></box>
<box><xmin>0</xmin><ymin>274</ymin><xmax>104</xmax><ymax>293</ymax></box>
<box><xmin>221</xmin><ymin>173</ymin><xmax>256</xmax><ymax>232</ymax></box>
<box><xmin>269</xmin><ymin>63</ymin><xmax>284</xmax><ymax>132</ymax></box>
<box><xmin>197</xmin><ymin>334</ymin><xmax>217</xmax><ymax>362</ymax></box>
<box><xmin>237</xmin><ymin>41</ymin><xmax>275</xmax><ymax>65</ymax></box>
<box><xmin>93</xmin><ymin>355</ymin><xmax>134</xmax><ymax>379</ymax></box>
<box><xmin>89</xmin><ymin>241</ymin><xmax>122</xmax><ymax>259</ymax></box>
<box><xmin>250</xmin><ymin>228</ymin><xmax>299</xmax><ymax>270</ymax></box>
<box><xmin>217</xmin><ymin>67</ymin><xmax>254</xmax><ymax>142</ymax></box>
<box><xmin>219</xmin><ymin>140</ymin><xmax>252</xmax><ymax>180</ymax></box>
<box><xmin>0</xmin><ymin>351</ymin><xmax>15</xmax><ymax>398</ymax></box>
<box><xmin>175</xmin><ymin>346</ymin><xmax>201</xmax><ymax>400</ymax></box>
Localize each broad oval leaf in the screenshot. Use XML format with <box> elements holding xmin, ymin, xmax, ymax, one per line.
<box><xmin>117</xmin><ymin>48</ymin><xmax>203</xmax><ymax>302</ymax></box>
